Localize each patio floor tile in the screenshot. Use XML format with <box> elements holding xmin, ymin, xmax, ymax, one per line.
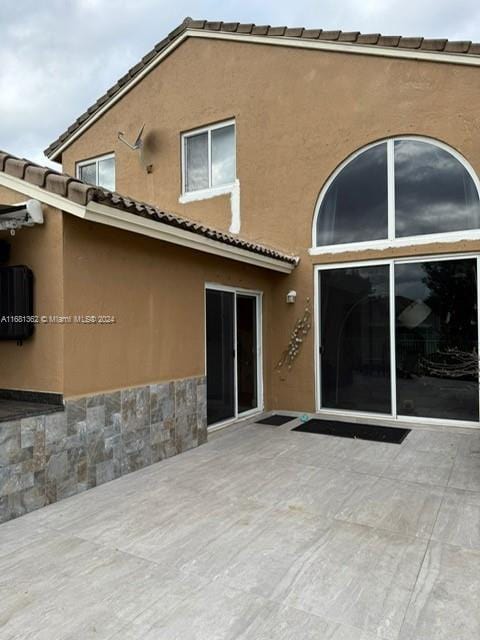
<box><xmin>180</xmin><ymin>505</ymin><xmax>332</xmax><ymax>598</ymax></box>
<box><xmin>0</xmin><ymin>530</ymin><xmax>209</xmax><ymax>640</ymax></box>
<box><xmin>402</xmin><ymin>428</ymin><xmax>461</xmax><ymax>455</ymax></box>
<box><xmin>114</xmin><ymin>581</ymin><xmax>269</xmax><ymax>640</ymax></box>
<box><xmin>251</xmin><ymin>465</ymin><xmax>378</xmax><ymax>518</ymax></box>
<box><xmin>272</xmin><ymin>520</ymin><xmax>428</xmax><ymax>640</ymax></box>
<box><xmin>335</xmin><ymin>476</ymin><xmax>444</xmax><ymax>538</ymax></box>
<box><xmin>381</xmin><ymin>447</ymin><xmax>455</xmax><ymax>487</ymax></box>
<box><xmin>1</xmin><ymin>419</ymin><xmax>479</xmax><ymax>639</ymax></box>
<box><xmin>399</xmin><ymin>541</ymin><xmax>480</xmax><ymax>640</ymax></box>
<box><xmin>431</xmin><ymin>487</ymin><xmax>480</xmax><ymax>551</ymax></box>
<box><xmin>448</xmin><ymin>454</ymin><xmax>480</xmax><ymax>492</ymax></box>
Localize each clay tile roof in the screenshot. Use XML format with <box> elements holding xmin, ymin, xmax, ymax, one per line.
<box><xmin>357</xmin><ymin>33</ymin><xmax>381</xmax><ymax>45</ymax></box>
<box><xmin>45</xmin><ymin>17</ymin><xmax>480</xmax><ymax>159</ymax></box>
<box><xmin>445</xmin><ymin>41</ymin><xmax>472</xmax><ymax>53</ymax></box>
<box><xmin>301</xmin><ymin>29</ymin><xmax>322</xmax><ymax>39</ymax></box>
<box><xmin>398</xmin><ymin>37</ymin><xmax>424</xmax><ymax>49</ymax></box>
<box><xmin>268</xmin><ymin>26</ymin><xmax>287</xmax><ymax>37</ymax></box>
<box><xmin>0</xmin><ymin>150</ymin><xmax>298</xmax><ymax>267</ymax></box>
<box><xmin>377</xmin><ymin>35</ymin><xmax>402</xmax><ymax>47</ymax></box>
<box><xmin>339</xmin><ymin>32</ymin><xmax>361</xmax><ymax>43</ymax></box>
<box><xmin>251</xmin><ymin>25</ymin><xmax>270</xmax><ymax>35</ymax></box>
<box><xmin>237</xmin><ymin>23</ymin><xmax>254</xmax><ymax>34</ymax></box>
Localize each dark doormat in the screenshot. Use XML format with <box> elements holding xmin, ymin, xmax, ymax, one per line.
<box><xmin>292</xmin><ymin>419</ymin><xmax>410</xmax><ymax>444</ymax></box>
<box><xmin>256</xmin><ymin>414</ymin><xmax>296</xmax><ymax>426</ymax></box>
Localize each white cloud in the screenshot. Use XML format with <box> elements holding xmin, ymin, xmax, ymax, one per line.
<box><xmin>1</xmin><ymin>0</ymin><xmax>479</xmax><ymax>167</ymax></box>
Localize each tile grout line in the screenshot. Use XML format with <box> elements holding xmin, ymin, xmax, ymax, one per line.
<box><xmin>395</xmin><ymin>437</ymin><xmax>460</xmax><ymax>639</ymax></box>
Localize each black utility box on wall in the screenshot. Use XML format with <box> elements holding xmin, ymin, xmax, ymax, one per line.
<box><xmin>0</xmin><ymin>266</ymin><xmax>34</xmax><ymax>341</ymax></box>
<box><xmin>0</xmin><ymin>240</ymin><xmax>10</xmax><ymax>264</ymax></box>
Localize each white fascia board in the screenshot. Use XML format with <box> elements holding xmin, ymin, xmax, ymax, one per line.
<box><xmin>47</xmin><ymin>29</ymin><xmax>480</xmax><ymax>161</ymax></box>
<box><xmin>192</xmin><ymin>30</ymin><xmax>480</xmax><ymax>66</ymax></box>
<box><xmin>85</xmin><ymin>201</ymin><xmax>295</xmax><ymax>273</ymax></box>
<box><xmin>0</xmin><ymin>172</ymin><xmax>295</xmax><ymax>273</ymax></box>
<box><xmin>0</xmin><ymin>171</ymin><xmax>87</xmax><ymax>218</ymax></box>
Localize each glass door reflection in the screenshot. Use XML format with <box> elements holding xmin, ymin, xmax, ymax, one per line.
<box><xmin>320</xmin><ymin>265</ymin><xmax>391</xmax><ymax>414</ymax></box>
<box><xmin>236</xmin><ymin>295</ymin><xmax>258</xmax><ymax>414</ymax></box>
<box><xmin>206</xmin><ymin>289</ymin><xmax>235</xmax><ymax>425</ymax></box>
<box><xmin>395</xmin><ymin>259</ymin><xmax>479</xmax><ymax>422</ymax></box>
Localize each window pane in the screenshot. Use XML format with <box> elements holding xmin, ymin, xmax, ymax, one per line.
<box><xmin>395</xmin><ymin>140</ymin><xmax>480</xmax><ymax>237</ymax></box>
<box><xmin>211</xmin><ymin>124</ymin><xmax>235</xmax><ymax>187</ymax></box>
<box><xmin>395</xmin><ymin>259</ymin><xmax>478</xmax><ymax>421</ymax></box>
<box><xmin>316</xmin><ymin>143</ymin><xmax>388</xmax><ymax>246</ymax></box>
<box><xmin>79</xmin><ymin>162</ymin><xmax>96</xmax><ymax>185</ymax></box>
<box><xmin>185</xmin><ymin>132</ymin><xmax>208</xmax><ymax>192</ymax></box>
<box><xmin>98</xmin><ymin>157</ymin><xmax>115</xmax><ymax>191</ymax></box>
<box><xmin>320</xmin><ymin>265</ymin><xmax>391</xmax><ymax>414</ymax></box>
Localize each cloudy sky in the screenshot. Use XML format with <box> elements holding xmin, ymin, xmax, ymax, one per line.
<box><xmin>1</xmin><ymin>0</ymin><xmax>479</xmax><ymax>167</ymax></box>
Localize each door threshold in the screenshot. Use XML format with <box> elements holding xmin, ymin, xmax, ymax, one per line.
<box><xmin>208</xmin><ymin>409</ymin><xmax>263</xmax><ymax>433</ymax></box>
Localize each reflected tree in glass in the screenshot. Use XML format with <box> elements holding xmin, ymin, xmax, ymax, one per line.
<box><xmin>395</xmin><ymin>259</ymin><xmax>478</xmax><ymax>421</ymax></box>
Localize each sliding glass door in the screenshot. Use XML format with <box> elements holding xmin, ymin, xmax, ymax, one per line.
<box><xmin>206</xmin><ymin>287</ymin><xmax>261</xmax><ymax>426</ymax></box>
<box><xmin>395</xmin><ymin>259</ymin><xmax>478</xmax><ymax>421</ymax></box>
<box><xmin>318</xmin><ymin>256</ymin><xmax>479</xmax><ymax>423</ymax></box>
<box><xmin>320</xmin><ymin>265</ymin><xmax>391</xmax><ymax>413</ymax></box>
<box><xmin>236</xmin><ymin>294</ymin><xmax>258</xmax><ymax>414</ymax></box>
<box><xmin>206</xmin><ymin>290</ymin><xmax>235</xmax><ymax>425</ymax></box>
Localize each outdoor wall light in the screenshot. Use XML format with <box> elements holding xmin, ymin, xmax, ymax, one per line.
<box><xmin>286</xmin><ymin>290</ymin><xmax>297</xmax><ymax>304</ymax></box>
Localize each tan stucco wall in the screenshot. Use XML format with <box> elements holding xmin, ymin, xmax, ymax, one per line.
<box><xmin>62</xmin><ymin>215</ymin><xmax>283</xmax><ymax>399</ymax></box>
<box><xmin>55</xmin><ymin>38</ymin><xmax>480</xmax><ymax>410</ymax></box>
<box><xmin>61</xmin><ymin>37</ymin><xmax>480</xmax><ymax>253</ymax></box>
<box><xmin>0</xmin><ymin>186</ymin><xmax>64</xmax><ymax>393</ymax></box>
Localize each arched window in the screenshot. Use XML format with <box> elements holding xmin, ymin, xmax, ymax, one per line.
<box><xmin>314</xmin><ymin>137</ymin><xmax>480</xmax><ymax>247</ymax></box>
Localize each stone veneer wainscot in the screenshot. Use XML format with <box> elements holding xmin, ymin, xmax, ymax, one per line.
<box><xmin>0</xmin><ymin>375</ymin><xmax>207</xmax><ymax>523</ymax></box>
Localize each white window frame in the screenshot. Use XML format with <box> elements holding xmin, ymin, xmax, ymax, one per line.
<box><xmin>180</xmin><ymin>119</ymin><xmax>236</xmax><ymax>202</ymax></box>
<box><xmin>314</xmin><ymin>253</ymin><xmax>480</xmax><ymax>429</ymax></box>
<box><xmin>76</xmin><ymin>152</ymin><xmax>115</xmax><ymax>190</ymax></box>
<box><xmin>310</xmin><ymin>136</ymin><xmax>480</xmax><ymax>255</ymax></box>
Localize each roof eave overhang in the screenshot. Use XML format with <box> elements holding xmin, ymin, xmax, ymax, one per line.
<box><xmin>0</xmin><ymin>171</ymin><xmax>296</xmax><ymax>273</ymax></box>
<box><xmin>46</xmin><ymin>28</ymin><xmax>480</xmax><ymax>162</ymax></box>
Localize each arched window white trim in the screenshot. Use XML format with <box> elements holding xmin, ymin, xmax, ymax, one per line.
<box><xmin>310</xmin><ymin>136</ymin><xmax>480</xmax><ymax>255</ymax></box>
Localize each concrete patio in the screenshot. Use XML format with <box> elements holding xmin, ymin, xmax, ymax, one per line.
<box><xmin>1</xmin><ymin>415</ymin><xmax>480</xmax><ymax>640</ymax></box>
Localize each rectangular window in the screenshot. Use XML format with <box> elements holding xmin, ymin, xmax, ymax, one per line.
<box><xmin>76</xmin><ymin>154</ymin><xmax>115</xmax><ymax>191</ymax></box>
<box><xmin>182</xmin><ymin>121</ymin><xmax>235</xmax><ymax>194</ymax></box>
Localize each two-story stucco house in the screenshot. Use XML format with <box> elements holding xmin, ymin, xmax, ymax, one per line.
<box><xmin>1</xmin><ymin>17</ymin><xmax>480</xmax><ymax>522</ymax></box>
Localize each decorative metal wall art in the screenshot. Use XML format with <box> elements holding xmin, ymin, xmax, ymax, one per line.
<box><xmin>276</xmin><ymin>297</ymin><xmax>312</xmax><ymax>371</ymax></box>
